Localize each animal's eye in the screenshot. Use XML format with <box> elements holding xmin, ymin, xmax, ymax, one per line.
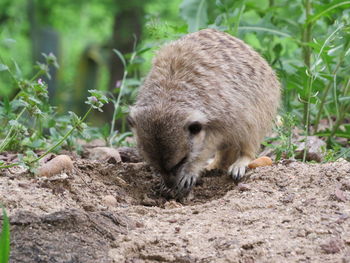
<box><xmin>188</xmin><ymin>122</ymin><xmax>202</xmax><ymax>135</ymax></box>
<box><xmin>127</xmin><ymin>115</ymin><xmax>135</xmax><ymax>127</ymax></box>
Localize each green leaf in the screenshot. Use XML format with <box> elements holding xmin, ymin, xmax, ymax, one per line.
<box><xmin>12</xmin><ymin>60</ymin><xmax>22</xmax><ymax>78</ymax></box>
<box><xmin>124</xmin><ymin>78</ymin><xmax>141</xmax><ymax>87</ymax></box>
<box><xmin>0</xmin><ymin>64</ymin><xmax>9</xmax><ymax>72</ymax></box>
<box><xmin>0</xmin><ymin>207</ymin><xmax>10</xmax><ymax>263</ymax></box>
<box><xmin>113</xmin><ymin>49</ymin><xmax>126</xmax><ymax>68</ymax></box>
<box><xmin>307</xmin><ymin>1</ymin><xmax>350</xmax><ymax>24</ymax></box>
<box><xmin>3</xmin><ymin>97</ymin><xmax>11</xmax><ymax>115</ymax></box>
<box><xmin>2</xmin><ymin>38</ymin><xmax>16</xmax><ymax>46</ymax></box>
<box><xmin>238</xmin><ymin>26</ymin><xmax>292</xmax><ymax>38</ymax></box>
<box><xmin>180</xmin><ymin>0</ymin><xmax>208</xmax><ymax>32</ymax></box>
<box><xmin>316</xmin><ymin>125</ymin><xmax>350</xmax><ymax>139</ymax></box>
<box><xmin>244</xmin><ymin>33</ymin><xmax>262</xmax><ymax>49</ymax></box>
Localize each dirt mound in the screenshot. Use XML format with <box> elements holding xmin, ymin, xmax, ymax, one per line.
<box><xmin>1</xmin><ymin>155</ymin><xmax>350</xmax><ymax>262</ymax></box>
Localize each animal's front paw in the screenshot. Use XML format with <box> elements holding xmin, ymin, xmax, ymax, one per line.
<box><xmin>159</xmin><ymin>174</ymin><xmax>197</xmax><ymax>199</ymax></box>
<box><xmin>228</xmin><ymin>156</ymin><xmax>253</xmax><ymax>183</ymax></box>
<box><xmin>228</xmin><ymin>165</ymin><xmax>247</xmax><ymax>182</ymax></box>
<box><xmin>177</xmin><ymin>173</ymin><xmax>197</xmax><ymax>192</ymax></box>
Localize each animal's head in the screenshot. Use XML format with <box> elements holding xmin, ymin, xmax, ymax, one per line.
<box><xmin>128</xmin><ymin>104</ymin><xmax>209</xmax><ymax>192</ymax></box>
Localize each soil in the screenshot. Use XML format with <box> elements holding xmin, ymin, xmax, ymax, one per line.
<box><xmin>1</xmin><ymin>150</ymin><xmax>350</xmax><ymax>263</ymax></box>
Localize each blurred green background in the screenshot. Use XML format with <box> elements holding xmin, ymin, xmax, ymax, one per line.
<box><xmin>0</xmin><ymin>0</ymin><xmax>183</xmax><ymax>116</ymax></box>
<box><xmin>0</xmin><ymin>0</ymin><xmax>349</xmax><ymax>157</ymax></box>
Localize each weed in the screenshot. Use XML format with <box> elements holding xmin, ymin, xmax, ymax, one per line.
<box><xmin>0</xmin><ymin>53</ymin><xmax>108</xmax><ymax>171</ymax></box>
<box><xmin>263</xmin><ymin>114</ymin><xmax>298</xmax><ymax>161</ymax></box>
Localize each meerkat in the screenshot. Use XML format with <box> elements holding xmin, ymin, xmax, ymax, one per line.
<box><xmin>128</xmin><ymin>29</ymin><xmax>280</xmax><ymax>197</ymax></box>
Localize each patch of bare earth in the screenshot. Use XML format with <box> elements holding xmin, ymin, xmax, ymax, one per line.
<box><xmin>1</xmin><ymin>154</ymin><xmax>350</xmax><ymax>262</ymax></box>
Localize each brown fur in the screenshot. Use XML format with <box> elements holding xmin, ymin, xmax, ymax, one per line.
<box><xmin>129</xmin><ymin>29</ymin><xmax>280</xmax><ymax>195</ymax></box>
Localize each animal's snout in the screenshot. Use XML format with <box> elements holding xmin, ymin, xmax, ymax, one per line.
<box><xmin>160</xmin><ymin>156</ymin><xmax>187</xmax><ymax>189</ymax></box>
<box><xmin>169</xmin><ymin>156</ymin><xmax>187</xmax><ymax>174</ymax></box>
<box><xmin>162</xmin><ymin>174</ymin><xmax>177</xmax><ymax>188</ymax></box>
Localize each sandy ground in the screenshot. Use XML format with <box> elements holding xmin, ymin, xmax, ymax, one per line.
<box><xmin>0</xmin><ymin>152</ymin><xmax>349</xmax><ymax>263</ymax></box>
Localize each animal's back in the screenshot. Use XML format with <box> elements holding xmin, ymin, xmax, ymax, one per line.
<box><xmin>137</xmin><ymin>29</ymin><xmax>280</xmax><ymax>146</ymax></box>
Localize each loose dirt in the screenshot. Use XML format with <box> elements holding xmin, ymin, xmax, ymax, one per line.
<box><xmin>0</xmin><ymin>150</ymin><xmax>349</xmax><ymax>262</ymax></box>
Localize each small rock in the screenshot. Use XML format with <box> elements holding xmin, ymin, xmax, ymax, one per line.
<box><xmin>242</xmin><ymin>257</ymin><xmax>255</xmax><ymax>263</ymax></box>
<box><xmin>117</xmin><ymin>147</ymin><xmax>142</xmax><ymax>163</ymax></box>
<box><xmin>78</xmin><ymin>138</ymin><xmax>106</xmax><ymax>148</ymax></box>
<box><xmin>341</xmin><ymin>181</ymin><xmax>350</xmax><ymax>191</ymax></box>
<box><xmin>164</xmin><ymin>200</ymin><xmax>182</xmax><ymax>209</ymax></box>
<box><xmin>295</xmin><ymin>136</ymin><xmax>326</xmax><ymax>162</ymax></box>
<box><xmin>88</xmin><ymin>147</ymin><xmax>121</xmax><ymax>163</ymax></box>
<box><xmin>114</xmin><ymin>176</ymin><xmax>128</xmax><ymax>187</ymax></box>
<box><xmin>141</xmin><ymin>194</ymin><xmax>157</xmax><ymax>207</ymax></box>
<box><xmin>46</xmin><ymin>172</ymin><xmax>69</xmax><ymax>181</ymax></box>
<box><xmin>334</xmin><ymin>188</ymin><xmax>347</xmax><ymax>202</ymax></box>
<box><xmin>102</xmin><ymin>195</ymin><xmax>117</xmax><ymax>207</ymax></box>
<box><xmin>237</xmin><ymin>183</ymin><xmax>251</xmax><ymax>192</ymax></box>
<box><xmin>336</xmin><ymin>214</ymin><xmax>349</xmax><ymax>224</ymax></box>
<box><xmin>179</xmin><ymin>191</ymin><xmax>195</xmax><ymax>204</ymax></box>
<box><xmin>82</xmin><ymin>204</ymin><xmax>95</xmax><ymax>212</ymax></box>
<box><xmin>296</xmin><ymin>229</ymin><xmax>307</xmax><ymax>237</ymax></box>
<box><xmin>18</xmin><ymin>182</ymin><xmax>30</xmax><ymax>188</ymax></box>
<box><xmin>108</xmin><ymin>248</ymin><xmax>125</xmax><ymax>262</ymax></box>
<box><xmin>135</xmin><ymin>221</ymin><xmax>144</xmax><ymax>228</ymax></box>
<box><xmin>320</xmin><ymin>238</ymin><xmax>343</xmax><ymax>254</ymax></box>
<box><xmin>280</xmin><ymin>193</ymin><xmax>295</xmax><ymax>204</ymax></box>
<box><xmin>37</xmin><ymin>155</ymin><xmax>73</xmax><ymax>177</ymax></box>
<box><xmin>248</xmin><ymin>156</ymin><xmax>273</xmax><ymax>169</ymax></box>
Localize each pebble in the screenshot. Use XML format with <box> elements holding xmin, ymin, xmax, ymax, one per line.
<box><xmin>102</xmin><ymin>195</ymin><xmax>117</xmax><ymax>207</ymax></box>
<box><xmin>237</xmin><ymin>183</ymin><xmax>251</xmax><ymax>192</ymax></box>
<box><xmin>37</xmin><ymin>155</ymin><xmax>74</xmax><ymax>177</ymax></box>
<box><xmin>248</xmin><ymin>156</ymin><xmax>273</xmax><ymax>169</ymax></box>
<box><xmin>88</xmin><ymin>147</ymin><xmax>121</xmax><ymax>163</ymax></box>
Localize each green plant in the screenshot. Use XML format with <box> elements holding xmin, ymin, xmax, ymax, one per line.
<box><xmin>0</xmin><ymin>53</ymin><xmax>108</xmax><ymax>171</ymax></box>
<box><xmin>0</xmin><ymin>208</ymin><xmax>10</xmax><ymax>263</ymax></box>
<box><xmin>108</xmin><ymin>43</ymin><xmax>152</xmax><ymax>147</ymax></box>
<box><xmin>263</xmin><ymin>114</ymin><xmax>298</xmax><ymax>161</ymax></box>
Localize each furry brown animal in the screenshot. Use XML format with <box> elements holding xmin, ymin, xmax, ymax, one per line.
<box><xmin>128</xmin><ymin>29</ymin><xmax>280</xmax><ymax>196</ymax></box>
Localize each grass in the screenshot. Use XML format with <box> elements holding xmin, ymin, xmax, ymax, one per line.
<box><xmin>0</xmin><ymin>208</ymin><xmax>10</xmax><ymax>263</ymax></box>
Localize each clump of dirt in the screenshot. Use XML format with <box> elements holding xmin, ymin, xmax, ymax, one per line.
<box><xmin>0</xmin><ymin>150</ymin><xmax>350</xmax><ymax>262</ymax></box>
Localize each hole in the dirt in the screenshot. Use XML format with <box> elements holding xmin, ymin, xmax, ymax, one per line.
<box><xmin>113</xmin><ymin>163</ymin><xmax>236</xmax><ymax>207</ymax></box>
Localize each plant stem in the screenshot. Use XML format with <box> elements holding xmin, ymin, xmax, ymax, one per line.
<box><xmin>336</xmin><ymin>147</ymin><xmax>350</xmax><ymax>161</ymax></box>
<box><xmin>314</xmin><ymin>60</ymin><xmax>342</xmax><ymax>131</ymax></box>
<box><xmin>327</xmin><ymin>105</ymin><xmax>350</xmax><ymax>146</ymax></box>
<box><xmin>232</xmin><ymin>0</ymin><xmax>245</xmax><ymax>36</ymax></box>
<box><xmin>327</xmin><ymin>78</ymin><xmax>350</xmax><ymax>146</ymax></box>
<box><xmin>0</xmin><ymin>163</ymin><xmax>18</xmax><ymax>170</ymax></box>
<box><xmin>29</xmin><ymin>69</ymin><xmax>45</xmax><ymax>82</ymax></box>
<box><xmin>302</xmin><ymin>0</ymin><xmax>312</xmax><ymax>125</ymax></box>
<box><xmin>30</xmin><ymin>106</ymin><xmax>93</xmax><ymax>164</ymax></box>
<box><xmin>109</xmin><ymin>69</ymin><xmax>128</xmax><ymax>146</ymax></box>
<box><xmin>0</xmin><ymin>107</ymin><xmax>26</xmax><ymax>152</ymax></box>
<box><xmin>109</xmin><ymin>50</ymin><xmax>136</xmax><ymax>146</ymax></box>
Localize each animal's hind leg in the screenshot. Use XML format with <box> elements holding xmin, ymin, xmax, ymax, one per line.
<box><xmin>206</xmin><ymin>148</ymin><xmax>239</xmax><ymax>171</ymax></box>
